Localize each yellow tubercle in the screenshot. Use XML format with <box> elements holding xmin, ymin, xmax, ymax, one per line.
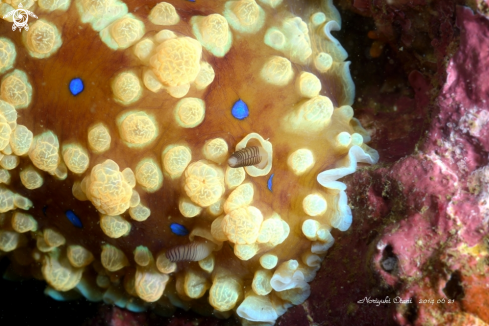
<box><xmin>87</xmin><ymin>123</ymin><xmax>111</xmax><ymax>154</ymax></box>
<box><xmin>149</xmin><ymin>2</ymin><xmax>180</xmax><ymax>25</ymax></box>
<box><xmin>134</xmin><ymin>246</ymin><xmax>152</xmax><ymax>267</ymax></box>
<box><xmin>0</xmin><ymin>229</ymin><xmax>25</xmax><ymax>252</ymax></box>
<box><xmin>234</xmin><ymin>243</ymin><xmax>259</xmax><ymax>260</ymax></box>
<box><xmin>134</xmin><ymin>38</ymin><xmax>155</xmax><ymax>64</ymax></box>
<box><xmin>28</xmin><ymin>131</ymin><xmax>60</xmax><ymax>174</ymax></box>
<box><xmin>111</xmin><ymin>71</ymin><xmax>143</xmax><ymax>106</ymax></box>
<box><xmin>184</xmin><ymin>269</ymin><xmax>209</xmax><ymax>299</ymax></box>
<box><xmin>166</xmin><ymin>83</ymin><xmax>190</xmax><ymax>98</ymax></box>
<box><xmin>62</xmin><ymin>143</ymin><xmax>90</xmax><ymax>174</ymax></box>
<box><xmin>283</xmin><ymin>95</ymin><xmax>334</xmax><ymax>134</ymax></box>
<box><xmin>150</xmin><ymin>37</ymin><xmax>202</xmax><ymax>87</ymax></box>
<box><xmin>179</xmin><ymin>197</ymin><xmax>203</xmax><ymax>218</ymax></box>
<box><xmin>0</xmin><ymin>100</ymin><xmax>17</xmax><ymax>130</ymax></box>
<box><xmin>211</xmin><ymin>216</ymin><xmax>228</xmax><ymax>242</ymax></box>
<box><xmin>130</xmin><ymin>189</ymin><xmax>140</xmax><ymax>208</ymax></box>
<box><xmin>0</xmin><ymin>69</ymin><xmax>33</xmax><ymax>109</ymax></box>
<box><xmin>257</xmin><ymin>213</ymin><xmax>289</xmax><ymax>246</ymax></box>
<box><xmin>0</xmin><ymin>185</ymin><xmax>14</xmax><ymax>213</ymax></box>
<box><xmin>222</xmin><ymin>206</ymin><xmax>263</xmax><ymax>244</ymax></box>
<box><xmin>198</xmin><ymin>254</ymin><xmax>215</xmax><ymax>273</ymax></box>
<box><xmin>136</xmin><ymin>265</ymin><xmax>169</xmax><ymax>302</ymax></box>
<box><xmin>44</xmin><ymin>228</ymin><xmax>66</xmax><ymax>248</ymax></box>
<box><xmin>264</xmin><ymin>17</ymin><xmax>312</xmax><ymax>64</ymax></box>
<box><xmin>36</xmin><ymin>233</ymin><xmax>55</xmax><ymax>253</ymax></box>
<box><xmin>162</xmin><ymin>145</ymin><xmax>191</xmax><ymax>179</ymax></box>
<box><xmin>22</xmin><ymin>19</ymin><xmax>62</xmax><ymax>59</ymax></box>
<box><xmin>174</xmin><ymin>97</ymin><xmax>206</xmax><ymax>128</ymax></box>
<box><xmin>194</xmin><ymin>61</ymin><xmax>215</xmax><ymax>90</ymax></box>
<box><xmin>207</xmin><ymin>198</ymin><xmax>224</xmax><ymax>216</ymax></box>
<box><xmin>11</xmin><ymin>211</ymin><xmax>37</xmax><ymax>233</ymax></box>
<box><xmin>225</xmin><ymin>166</ymin><xmax>245</xmax><ymax>189</ymax></box>
<box><xmin>86</xmin><ymin>159</ymin><xmax>133</xmax><ymax>216</ymax></box>
<box><xmin>295</xmin><ymin>72</ymin><xmax>321</xmax><ymax>98</ymax></box>
<box><xmin>13</xmin><ymin>193</ymin><xmax>33</xmax><ymax>210</ymax></box>
<box><xmin>260</xmin><ymin>56</ymin><xmax>294</xmax><ymax>86</ymax></box>
<box><xmin>0</xmin><ymin>169</ymin><xmax>10</xmax><ymax>185</ymax></box>
<box><xmin>224</xmin><ymin>0</ymin><xmax>265</xmax><ymax>34</ymax></box>
<box><xmin>252</xmin><ymin>269</ymin><xmax>273</xmax><ymax>295</ymax></box>
<box><xmin>96</xmin><ymin>275</ymin><xmax>110</xmax><ymax>289</ymax></box>
<box><xmin>310</xmin><ymin>12</ymin><xmax>326</xmax><ymax>26</ymax></box>
<box><xmin>129</xmin><ymin>203</ymin><xmax>151</xmax><ymax>222</ymax></box>
<box><xmin>53</xmin><ymin>161</ymin><xmax>68</xmax><ymax>180</ymax></box>
<box><xmin>258</xmin><ymin>0</ymin><xmax>282</xmax><ymax>8</ymax></box>
<box><xmin>10</xmin><ymin>125</ymin><xmax>33</xmax><ymax>156</ymax></box>
<box><xmin>100</xmin><ymin>14</ymin><xmax>145</xmax><ymax>50</ymax></box>
<box><xmin>100</xmin><ymin>215</ymin><xmax>131</xmax><ymax>238</ymax></box>
<box><xmin>184</xmin><ymin>161</ymin><xmax>225</xmax><ymax>207</ymax></box>
<box><xmin>142</xmin><ymin>69</ymin><xmax>164</xmax><ymax>93</ymax></box>
<box><xmin>0</xmin><ymin>154</ymin><xmax>18</xmax><ymax>170</ymax></box>
<box><xmin>203</xmin><ymin>138</ymin><xmax>228</xmax><ymax>164</ymax></box>
<box><xmin>1</xmin><ymin>143</ymin><xmax>11</xmax><ymax>155</ymax></box>
<box><xmin>118</xmin><ymin>111</ymin><xmax>157</xmax><ymax>147</ymax></box>
<box><xmin>121</xmin><ymin>168</ymin><xmax>136</xmax><ymax>188</ymax></box>
<box><xmin>287</xmin><ymin>148</ymin><xmax>315</xmax><ymax>175</ymax></box>
<box><xmin>101</xmin><ymin>244</ymin><xmax>128</xmax><ymax>272</ymax></box>
<box><xmin>75</xmin><ymin>0</ymin><xmax>128</xmax><ymax>32</ymax></box>
<box><xmin>224</xmin><ymin>182</ymin><xmax>254</xmax><ymax>214</ymax></box>
<box><xmin>135</xmin><ymin>158</ymin><xmax>163</xmax><ymax>193</ymax></box>
<box><xmin>156</xmin><ymin>251</ymin><xmax>177</xmax><ymax>274</ymax></box>
<box><xmin>72</xmin><ymin>180</ymin><xmax>88</xmax><ymax>201</ymax></box>
<box><xmin>38</xmin><ymin>0</ymin><xmax>70</xmax><ymax>11</ymax></box>
<box><xmin>42</xmin><ymin>249</ymin><xmax>83</xmax><ymax>291</ymax></box>
<box><xmin>302</xmin><ymin>219</ymin><xmax>321</xmax><ymax>241</ymax></box>
<box><xmin>314</xmin><ymin>52</ymin><xmax>333</xmax><ymax>72</ymax></box>
<box><xmin>259</xmin><ymin>253</ymin><xmax>278</xmax><ymax>269</ymax></box>
<box><xmin>209</xmin><ymin>272</ymin><xmax>242</xmax><ymax>311</ymax></box>
<box><xmin>67</xmin><ymin>245</ymin><xmax>94</xmax><ymax>268</ymax></box>
<box><xmin>191</xmin><ymin>14</ymin><xmax>232</xmax><ymax>57</ymax></box>
<box><xmin>303</xmin><ymin>194</ymin><xmax>327</xmax><ymax>217</ymax></box>
<box><xmin>154</xmin><ymin>29</ymin><xmax>177</xmax><ymax>43</ymax></box>
<box><xmin>0</xmin><ymin>38</ymin><xmax>16</xmax><ymax>75</ymax></box>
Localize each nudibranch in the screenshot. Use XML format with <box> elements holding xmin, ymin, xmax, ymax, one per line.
<box><xmin>0</xmin><ymin>0</ymin><xmax>378</xmax><ymax>324</ymax></box>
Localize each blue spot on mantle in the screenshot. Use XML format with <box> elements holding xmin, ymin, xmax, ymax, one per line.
<box><xmin>170</xmin><ymin>223</ymin><xmax>189</xmax><ymax>236</ymax></box>
<box><xmin>231</xmin><ymin>99</ymin><xmax>249</xmax><ymax>120</ymax></box>
<box><xmin>69</xmin><ymin>78</ymin><xmax>84</xmax><ymax>96</ymax></box>
<box><xmin>65</xmin><ymin>210</ymin><xmax>83</xmax><ymax>228</ymax></box>
<box><xmin>267</xmin><ymin>174</ymin><xmax>274</xmax><ymax>192</ymax></box>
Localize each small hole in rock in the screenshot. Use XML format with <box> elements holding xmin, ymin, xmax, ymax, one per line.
<box><xmin>443</xmin><ymin>270</ymin><xmax>465</xmax><ymax>300</ymax></box>
<box><xmin>381</xmin><ymin>244</ymin><xmax>398</xmax><ymax>274</ymax></box>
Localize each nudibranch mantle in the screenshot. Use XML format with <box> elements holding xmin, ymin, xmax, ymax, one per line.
<box><xmin>0</xmin><ymin>0</ymin><xmax>378</xmax><ymax>325</ymax></box>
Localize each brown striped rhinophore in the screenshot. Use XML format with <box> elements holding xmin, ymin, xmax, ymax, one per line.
<box><xmin>166</xmin><ymin>241</ymin><xmax>213</xmax><ymax>262</ymax></box>
<box><xmin>228</xmin><ymin>146</ymin><xmax>264</xmax><ymax>168</ymax></box>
